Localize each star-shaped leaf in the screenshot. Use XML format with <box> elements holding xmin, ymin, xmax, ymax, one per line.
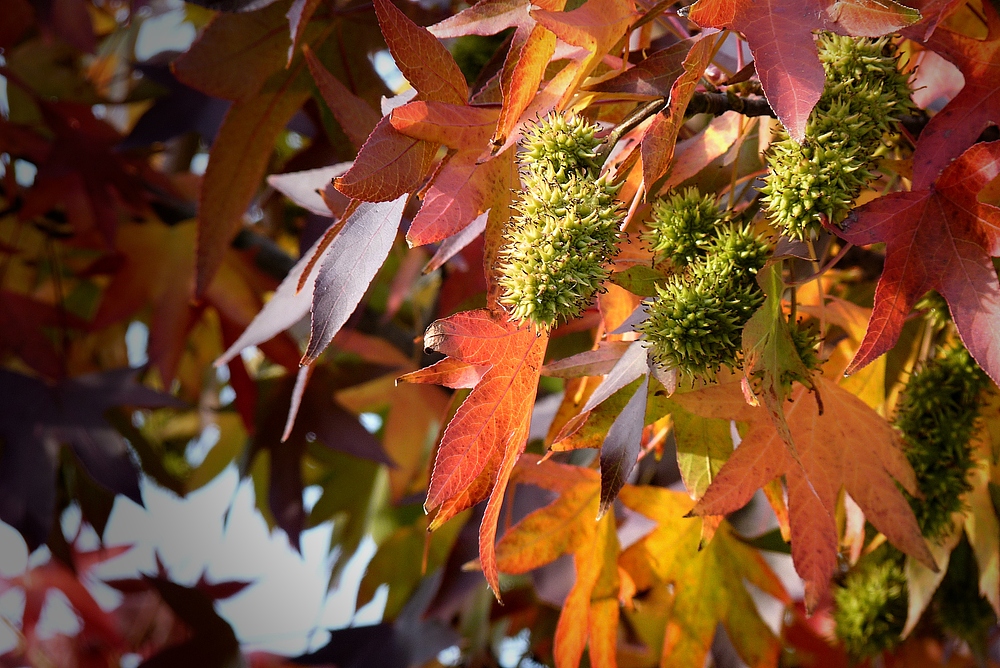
<box><xmin>911</xmin><ymin>0</ymin><xmax>1000</xmax><ymax>185</ymax></box>
<box><xmin>406</xmin><ymin>309</ymin><xmax>547</xmax><ymax>595</ymax></box>
<box><xmin>834</xmin><ymin>141</ymin><xmax>1000</xmax><ymax>384</ymax></box>
<box><xmin>496</xmin><ymin>457</ymin><xmax>620</xmax><ymax>668</ymax></box>
<box><xmin>674</xmin><ymin>376</ymin><xmax>935</xmax><ymax>607</ymax></box>
<box><xmin>0</xmin><ymin>368</ymin><xmax>183</xmax><ymax>550</ymax></box>
<box><xmin>618</xmin><ymin>484</ymin><xmax>789</xmax><ymax>667</ymax></box>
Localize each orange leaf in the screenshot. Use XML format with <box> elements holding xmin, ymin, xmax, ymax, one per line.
<box><xmin>419</xmin><ymin>309</ymin><xmax>548</xmax><ymax>594</ymax></box>
<box><xmin>674</xmin><ymin>377</ymin><xmax>935</xmax><ymax>608</ymax></box>
<box><xmin>496</xmin><ymin>456</ymin><xmax>620</xmax><ymax>668</ymax></box>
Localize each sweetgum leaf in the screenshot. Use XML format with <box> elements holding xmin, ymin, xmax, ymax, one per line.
<box><xmin>676</xmin><ymin>377</ymin><xmax>934</xmax><ymax>608</ymax></box>
<box><xmin>429</xmin><ymin>0</ymin><xmax>566</xmax><ymax>151</ymax></box>
<box><xmin>415</xmin><ymin>309</ymin><xmax>547</xmax><ymax>595</ymax></box>
<box><xmin>910</xmin><ymin>0</ymin><xmax>1000</xmax><ymax>186</ymax></box>
<box><xmin>687</xmin><ymin>0</ymin><xmax>920</xmax><ymax>140</ymax></box>
<box><xmin>389</xmin><ymin>101</ymin><xmax>512</xmax><ymax>247</ymax></box>
<box><xmin>835</xmin><ymin>141</ymin><xmax>1000</xmax><ymax>385</ymax></box>
<box><xmin>0</xmin><ymin>368</ymin><xmax>183</xmax><ymax>550</ymax></box>
<box><xmin>305</xmin><ymin>195</ymin><xmax>409</xmax><ymax>363</ymax></box>
<box><xmin>619</xmin><ymin>485</ymin><xmax>788</xmax><ymax>667</ymax></box>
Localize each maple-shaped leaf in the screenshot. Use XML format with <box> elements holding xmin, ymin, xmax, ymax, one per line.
<box><xmin>0</xmin><ymin>368</ymin><xmax>183</xmax><ymax>550</ymax></box>
<box><xmin>687</xmin><ymin>0</ymin><xmax>920</xmax><ymax>141</ymax></box>
<box><xmin>617</xmin><ymin>485</ymin><xmax>788</xmax><ymax>668</ymax></box>
<box><xmin>496</xmin><ymin>456</ymin><xmax>620</xmax><ymax>668</ymax></box>
<box><xmin>674</xmin><ymin>376</ymin><xmax>935</xmax><ymax>607</ymax></box>
<box><xmin>132</xmin><ymin>576</ymin><xmax>243</xmax><ymax>668</ymax></box>
<box><xmin>17</xmin><ymin>101</ymin><xmax>148</xmax><ymax>243</ymax></box>
<box><xmin>834</xmin><ymin>141</ymin><xmax>1000</xmax><ymax>384</ymax></box>
<box><xmin>406</xmin><ymin>309</ymin><xmax>547</xmax><ymax>594</ymax></box>
<box><xmin>389</xmin><ymin>100</ymin><xmax>514</xmax><ymax>246</ymax></box>
<box><xmin>910</xmin><ymin>0</ymin><xmax>1000</xmax><ymax>186</ymax></box>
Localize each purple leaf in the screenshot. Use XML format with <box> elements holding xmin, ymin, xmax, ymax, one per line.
<box><xmin>598</xmin><ymin>374</ymin><xmax>649</xmax><ymax>518</ymax></box>
<box><xmin>304</xmin><ymin>195</ymin><xmax>409</xmax><ymax>363</ymax></box>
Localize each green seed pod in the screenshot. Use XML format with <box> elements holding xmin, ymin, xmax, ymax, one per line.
<box><xmin>788</xmin><ymin>318</ymin><xmax>821</xmax><ymax>375</ymax></box>
<box><xmin>761</xmin><ymin>34</ymin><xmax>914</xmax><ymax>240</ymax></box>
<box><xmin>698</xmin><ymin>223</ymin><xmax>771</xmax><ymax>279</ymax></box>
<box><xmin>519</xmin><ymin>111</ymin><xmax>603</xmax><ymax>182</ymax></box>
<box><xmin>895</xmin><ymin>345</ymin><xmax>990</xmax><ymax>541</ymax></box>
<box><xmin>497</xmin><ymin>113</ymin><xmax>623</xmax><ymax>329</ymax></box>
<box><xmin>639</xmin><ymin>269</ymin><xmax>764</xmax><ymax>377</ymax></box>
<box><xmin>833</xmin><ymin>547</ymin><xmax>907</xmax><ymax>660</ymax></box>
<box><xmin>644</xmin><ymin>188</ymin><xmax>724</xmax><ymax>266</ymax></box>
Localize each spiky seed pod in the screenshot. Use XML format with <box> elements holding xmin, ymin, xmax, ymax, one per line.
<box><xmin>639</xmin><ymin>269</ymin><xmax>764</xmax><ymax>377</ymax></box>
<box><xmin>640</xmin><ymin>219</ymin><xmax>770</xmax><ymax>376</ymax></box>
<box><xmin>519</xmin><ymin>112</ymin><xmax>602</xmax><ymax>182</ymax></box>
<box><xmin>761</xmin><ymin>34</ymin><xmax>914</xmax><ymax>240</ymax></box>
<box><xmin>895</xmin><ymin>345</ymin><xmax>991</xmax><ymax>541</ymax></box>
<box><xmin>497</xmin><ymin>113</ymin><xmax>623</xmax><ymax>329</ymax></box>
<box><xmin>833</xmin><ymin>548</ymin><xmax>907</xmax><ymax>660</ymax></box>
<box><xmin>788</xmin><ymin>318</ymin><xmax>821</xmax><ymax>373</ymax></box>
<box><xmin>644</xmin><ymin>188</ymin><xmax>724</xmax><ymax>266</ymax></box>
<box><xmin>698</xmin><ymin>223</ymin><xmax>771</xmax><ymax>279</ymax></box>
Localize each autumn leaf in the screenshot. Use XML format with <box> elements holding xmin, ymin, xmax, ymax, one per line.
<box><xmin>618</xmin><ymin>484</ymin><xmax>789</xmax><ymax>667</ymax></box>
<box><xmin>530</xmin><ymin>0</ymin><xmax>638</xmax><ymax>108</ymax></box>
<box><xmin>334</xmin><ymin>0</ymin><xmax>470</xmax><ymax>202</ymax></box>
<box><xmin>408</xmin><ymin>309</ymin><xmax>547</xmax><ymax>595</ymax></box>
<box><xmin>910</xmin><ymin>0</ymin><xmax>1000</xmax><ymax>186</ymax></box>
<box><xmin>674</xmin><ymin>376</ymin><xmax>935</xmax><ymax>607</ymax></box>
<box><xmin>389</xmin><ymin>100</ymin><xmax>514</xmax><ymax>247</ymax></box>
<box><xmin>428</xmin><ymin>0</ymin><xmax>566</xmax><ymax>150</ymax></box>
<box><xmin>641</xmin><ymin>34</ymin><xmax>719</xmax><ymax>188</ymax></box>
<box><xmin>687</xmin><ymin>0</ymin><xmax>920</xmax><ymax>140</ymax></box>
<box><xmin>496</xmin><ymin>456</ymin><xmax>620</xmax><ymax>668</ymax></box>
<box><xmin>834</xmin><ymin>141</ymin><xmax>1000</xmax><ymax>385</ymax></box>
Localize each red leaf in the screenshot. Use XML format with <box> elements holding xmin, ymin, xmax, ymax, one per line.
<box><xmin>429</xmin><ymin>0</ymin><xmax>564</xmax><ymax>150</ymax></box>
<box><xmin>688</xmin><ymin>0</ymin><xmax>920</xmax><ymax>141</ymax></box>
<box><xmin>334</xmin><ymin>116</ymin><xmax>440</xmax><ymax>202</ymax></box>
<box><xmin>585</xmin><ymin>37</ymin><xmax>699</xmax><ymax>97</ymax></box>
<box><xmin>373</xmin><ymin>0</ymin><xmax>469</xmax><ymax>106</ymax></box>
<box><xmin>640</xmin><ymin>33</ymin><xmax>717</xmax><ymax>188</ymax></box>
<box><xmin>172</xmin><ymin>1</ymin><xmax>292</xmax><ymax>102</ymax></box>
<box><xmin>418</xmin><ymin>309</ymin><xmax>548</xmax><ymax>594</ymax></box>
<box><xmin>196</xmin><ymin>79</ymin><xmax>312</xmax><ymax>294</ymax></box>
<box><xmin>389</xmin><ymin>101</ymin><xmax>511</xmax><ymax>246</ymax></box>
<box><xmin>835</xmin><ymin>141</ymin><xmax>1000</xmax><ymax>384</ymax></box>
<box><xmin>676</xmin><ymin>377</ymin><xmax>935</xmax><ymax>608</ymax></box>
<box><xmin>911</xmin><ymin>0</ymin><xmax>1000</xmax><ymax>185</ymax></box>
